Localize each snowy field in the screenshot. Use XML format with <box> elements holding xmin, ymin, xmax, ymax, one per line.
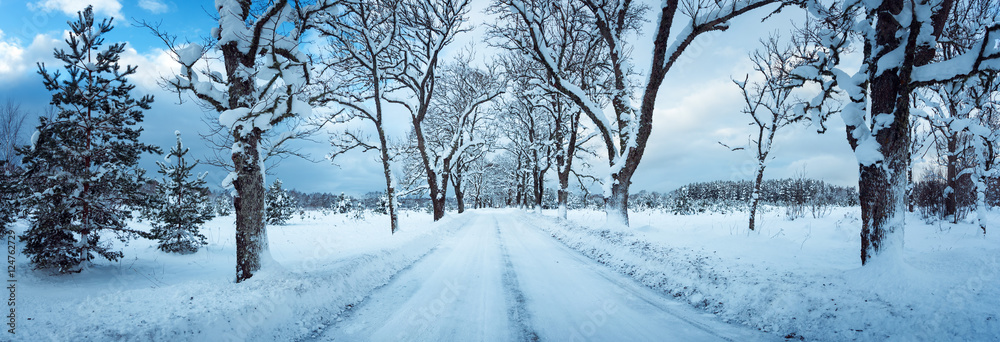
<box><xmin>13</xmin><ymin>211</ymin><xmax>457</xmax><ymax>341</ymax></box>
<box><xmin>550</xmin><ymin>207</ymin><xmax>1000</xmax><ymax>341</ymax></box>
<box><xmin>9</xmin><ymin>207</ymin><xmax>1000</xmax><ymax>341</ymax></box>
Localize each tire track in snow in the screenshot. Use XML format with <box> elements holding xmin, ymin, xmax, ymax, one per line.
<box><xmin>295</xmin><ymin>212</ymin><xmax>478</xmax><ymax>341</ymax></box>
<box><xmin>306</xmin><ymin>210</ymin><xmax>774</xmax><ymax>341</ymax></box>
<box><xmin>494</xmin><ymin>216</ymin><xmax>541</xmax><ymax>342</ymax></box>
<box><xmin>311</xmin><ymin>212</ymin><xmax>517</xmax><ymax>341</ymax></box>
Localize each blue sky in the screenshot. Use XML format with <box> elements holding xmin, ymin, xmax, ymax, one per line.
<box><xmin>0</xmin><ymin>0</ymin><xmax>859</xmax><ymax>196</ymax></box>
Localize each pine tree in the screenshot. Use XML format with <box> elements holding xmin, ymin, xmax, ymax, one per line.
<box><xmin>0</xmin><ymin>161</ymin><xmax>17</xmax><ymax>238</ymax></box>
<box><xmin>265</xmin><ymin>179</ymin><xmax>295</xmax><ymax>225</ymax></box>
<box><xmin>145</xmin><ymin>132</ymin><xmax>214</xmax><ymax>254</ymax></box>
<box><xmin>18</xmin><ymin>6</ymin><xmax>159</xmax><ymax>272</ymax></box>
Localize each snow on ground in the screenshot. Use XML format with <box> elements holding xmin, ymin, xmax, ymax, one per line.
<box><xmin>13</xmin><ymin>210</ymin><xmax>468</xmax><ymax>341</ymax></box>
<box><xmin>10</xmin><ymin>206</ymin><xmax>999</xmax><ymax>341</ymax></box>
<box><xmin>537</xmin><ymin>206</ymin><xmax>1000</xmax><ymax>341</ymax></box>
<box><xmin>316</xmin><ymin>210</ymin><xmax>774</xmax><ymax>342</ymax></box>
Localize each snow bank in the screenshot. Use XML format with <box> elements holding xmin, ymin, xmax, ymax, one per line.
<box><xmin>534</xmin><ymin>207</ymin><xmax>1000</xmax><ymax>341</ymax></box>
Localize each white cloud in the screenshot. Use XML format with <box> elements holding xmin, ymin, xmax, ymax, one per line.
<box><xmin>0</xmin><ymin>27</ymin><xmax>183</xmax><ymax>101</ymax></box>
<box><xmin>29</xmin><ymin>0</ymin><xmax>123</xmax><ymax>20</ymax></box>
<box><xmin>138</xmin><ymin>0</ymin><xmax>168</xmax><ymax>14</ymax></box>
<box><xmin>627</xmin><ymin>72</ymin><xmax>858</xmax><ymax>193</ymax></box>
<box><xmin>0</xmin><ymin>31</ymin><xmax>62</xmax><ymax>87</ymax></box>
<box><xmin>119</xmin><ymin>46</ymin><xmax>181</xmax><ymax>92</ymax></box>
<box><xmin>0</xmin><ymin>30</ymin><xmax>26</xmax><ymax>76</ymax></box>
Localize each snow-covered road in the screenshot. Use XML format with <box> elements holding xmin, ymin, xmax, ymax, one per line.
<box><xmin>316</xmin><ymin>210</ymin><xmax>776</xmax><ymax>341</ymax></box>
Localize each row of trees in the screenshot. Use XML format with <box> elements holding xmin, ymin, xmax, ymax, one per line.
<box><xmin>7</xmin><ymin>0</ymin><xmax>999</xmax><ymax>281</ymax></box>
<box><xmin>661</xmin><ymin>178</ymin><xmax>858</xmax><ymax>212</ymax></box>
<box><xmin>149</xmin><ymin>0</ymin><xmax>1000</xmax><ymax>274</ymax></box>
<box><xmin>481</xmin><ymin>0</ymin><xmax>999</xmax><ymax>268</ymax></box>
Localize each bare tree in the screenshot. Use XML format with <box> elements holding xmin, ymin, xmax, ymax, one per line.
<box><xmin>498</xmin><ymin>1</ymin><xmax>606</xmax><ymax>219</ymax></box>
<box><xmin>911</xmin><ymin>0</ymin><xmax>1000</xmax><ymax>224</ymax></box>
<box><xmin>427</xmin><ymin>52</ymin><xmax>503</xmax><ymax>214</ymax></box>
<box><xmin>387</xmin><ymin>0</ymin><xmax>487</xmax><ymax>220</ymax></box>
<box><xmin>728</xmin><ymin>35</ymin><xmax>813</xmax><ymax>231</ymax></box>
<box><xmin>0</xmin><ymin>100</ymin><xmax>28</xmax><ymax>169</ymax></box>
<box><xmin>791</xmin><ymin>0</ymin><xmax>1000</xmax><ymax>264</ymax></box>
<box><xmin>907</xmin><ymin>109</ymin><xmax>934</xmax><ymax>213</ymax></box>
<box><xmin>0</xmin><ymin>99</ymin><xmax>28</xmax><ymax>236</ymax></box>
<box><xmin>315</xmin><ymin>0</ymin><xmax>402</xmax><ymax>233</ymax></box>
<box><xmin>143</xmin><ymin>0</ymin><xmax>337</xmax><ymax>282</ymax></box>
<box><xmin>494</xmin><ymin>64</ymin><xmax>555</xmax><ymax>213</ymax></box>
<box><xmin>400</xmin><ymin>55</ymin><xmax>502</xmax><ymax>215</ymax></box>
<box><xmin>494</xmin><ymin>0</ymin><xmax>798</xmax><ymax>226</ymax></box>
<box><xmin>549</xmin><ymin>96</ymin><xmax>596</xmax><ymax>219</ymax></box>
<box><xmin>915</xmin><ymin>85</ymin><xmax>978</xmax><ymax>223</ymax></box>
<box><xmin>970</xmin><ymin>76</ymin><xmax>1000</xmax><ymax>234</ymax></box>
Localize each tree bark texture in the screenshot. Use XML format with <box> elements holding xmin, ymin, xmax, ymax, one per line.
<box><xmin>222</xmin><ymin>1</ymin><xmax>269</xmax><ymax>282</ymax></box>
<box><xmin>859</xmin><ymin>0</ymin><xmax>912</xmax><ymax>265</ymax></box>
<box><xmin>946</xmin><ymin>135</ymin><xmax>959</xmax><ymax>223</ymax></box>
<box><xmin>452</xmin><ymin>175</ymin><xmax>465</xmax><ymax>214</ymax></box>
<box><xmin>233</xmin><ymin>129</ymin><xmax>267</xmax><ymax>282</ymax></box>
<box><xmin>379</xmin><ymin>142</ymin><xmax>398</xmax><ymax>234</ymax></box>
<box><xmin>749</xmin><ymin>165</ymin><xmax>765</xmax><ymax>231</ymax></box>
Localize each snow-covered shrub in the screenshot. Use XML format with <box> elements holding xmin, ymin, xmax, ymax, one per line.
<box><xmin>266</xmin><ymin>179</ymin><xmax>296</xmax><ymax>225</ymax></box>
<box><xmin>913</xmin><ymin>178</ymin><xmax>948</xmax><ymax>222</ymax></box>
<box><xmin>213</xmin><ymin>195</ymin><xmax>233</xmax><ymax>217</ymax></box>
<box><xmin>784</xmin><ymin>200</ymin><xmax>806</xmax><ymax>220</ymax></box>
<box><xmin>361</xmin><ymin>191</ymin><xmax>389</xmax><ymax>215</ymax></box>
<box><xmin>333</xmin><ymin>193</ymin><xmax>354</xmax><ymax>214</ymax></box>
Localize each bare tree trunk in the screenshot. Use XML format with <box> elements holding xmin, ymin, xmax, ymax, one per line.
<box><xmin>413</xmin><ymin>118</ymin><xmax>446</xmax><ymax>221</ymax></box>
<box><xmin>605</xmin><ymin>178</ymin><xmax>630</xmax><ymax>226</ymax></box>
<box><xmin>518</xmin><ymin>175</ymin><xmax>529</xmax><ymax>210</ymax></box>
<box><xmin>453</xmin><ymin>174</ymin><xmax>465</xmax><ymax>214</ymax></box>
<box><xmin>946</xmin><ymin>135</ymin><xmax>959</xmax><ymax>223</ymax></box>
<box><xmin>908</xmin><ymin>167</ymin><xmax>915</xmax><ymax>212</ymax></box>
<box><xmin>222</xmin><ymin>10</ymin><xmax>269</xmax><ymax>281</ymax></box>
<box><xmin>430</xmin><ymin>186</ymin><xmax>445</xmax><ymax>220</ymax></box>
<box><xmin>440</xmin><ymin>172</ymin><xmax>451</xmax><ymax>215</ymax></box>
<box><xmin>379</xmin><ymin>139</ymin><xmax>398</xmax><ymax>233</ymax></box>
<box><xmin>557</xmin><ymin>179</ymin><xmax>570</xmax><ymax>219</ymax></box>
<box><xmin>859</xmin><ymin>162</ymin><xmax>907</xmax><ymax>264</ymax></box>
<box><xmin>749</xmin><ymin>164</ymin><xmax>765</xmax><ymax>231</ymax></box>
<box><xmin>532</xmin><ymin>153</ymin><xmax>543</xmax><ymax>213</ymax></box>
<box><xmin>234</xmin><ymin>129</ymin><xmax>267</xmax><ymax>282</ymax></box>
<box><xmin>514</xmin><ymin>154</ymin><xmax>524</xmax><ymax>209</ymax></box>
<box><xmin>859</xmin><ymin>0</ymin><xmax>912</xmax><ymax>265</ymax></box>
<box><xmin>556</xmin><ymin>109</ymin><xmax>580</xmax><ymax>220</ymax></box>
<box><xmin>376</xmin><ymin>60</ymin><xmax>398</xmax><ymax>232</ymax></box>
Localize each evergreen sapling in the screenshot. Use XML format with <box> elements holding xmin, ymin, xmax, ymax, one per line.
<box><xmin>265</xmin><ymin>179</ymin><xmax>295</xmax><ymax>225</ymax></box>
<box><xmin>146</xmin><ymin>132</ymin><xmax>214</xmax><ymax>254</ymax></box>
